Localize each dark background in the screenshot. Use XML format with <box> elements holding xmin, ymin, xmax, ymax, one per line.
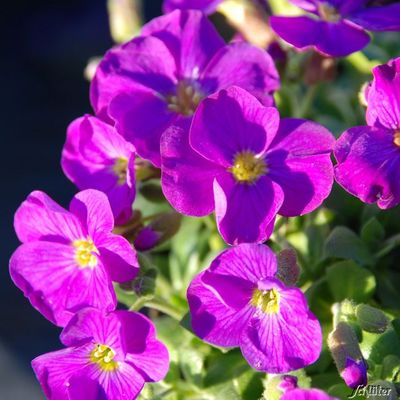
<box><xmin>1</xmin><ymin>1</ymin><xmax>162</xmax><ymax>397</ymax></box>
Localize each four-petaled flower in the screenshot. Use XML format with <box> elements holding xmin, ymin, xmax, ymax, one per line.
<box><xmin>271</xmin><ymin>0</ymin><xmax>400</xmax><ymax>57</ymax></box>
<box><xmin>62</xmin><ymin>115</ymin><xmax>136</xmax><ymax>225</ymax></box>
<box><xmin>161</xmin><ymin>86</ymin><xmax>335</xmax><ymax>244</ymax></box>
<box><xmin>91</xmin><ymin>10</ymin><xmax>279</xmax><ymax>166</ymax></box>
<box><xmin>32</xmin><ymin>307</ymin><xmax>169</xmax><ymax>400</ymax></box>
<box><xmin>335</xmin><ymin>57</ymin><xmax>400</xmax><ymax>208</ymax></box>
<box><xmin>188</xmin><ymin>243</ymin><xmax>322</xmax><ymax>373</ymax></box>
<box><xmin>10</xmin><ymin>189</ymin><xmax>139</xmax><ymax>326</ymax></box>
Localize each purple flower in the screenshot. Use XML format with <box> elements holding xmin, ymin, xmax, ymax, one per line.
<box><xmin>187</xmin><ymin>243</ymin><xmax>322</xmax><ymax>373</ymax></box>
<box><xmin>62</xmin><ymin>115</ymin><xmax>136</xmax><ymax>225</ymax></box>
<box><xmin>161</xmin><ymin>86</ymin><xmax>335</xmax><ymax>244</ymax></box>
<box><xmin>10</xmin><ymin>189</ymin><xmax>139</xmax><ymax>326</ymax></box>
<box><xmin>335</xmin><ymin>58</ymin><xmax>400</xmax><ymax>208</ymax></box>
<box><xmin>32</xmin><ymin>307</ymin><xmax>169</xmax><ymax>400</ymax></box>
<box><xmin>163</xmin><ymin>0</ymin><xmax>222</xmax><ymax>14</ymax></box>
<box><xmin>282</xmin><ymin>388</ymin><xmax>339</xmax><ymax>400</ymax></box>
<box><xmin>91</xmin><ymin>10</ymin><xmax>279</xmax><ymax>166</ymax></box>
<box><xmin>341</xmin><ymin>357</ymin><xmax>368</xmax><ymax>389</ymax></box>
<box><xmin>270</xmin><ymin>0</ymin><xmax>400</xmax><ymax>57</ymax></box>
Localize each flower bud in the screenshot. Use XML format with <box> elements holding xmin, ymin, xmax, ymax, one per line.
<box><xmin>278</xmin><ymin>375</ymin><xmax>298</xmax><ymax>393</ymax></box>
<box><xmin>328</xmin><ymin>322</ymin><xmax>368</xmax><ymax>389</ymax></box>
<box><xmin>355</xmin><ymin>304</ymin><xmax>389</xmax><ymax>334</ymax></box>
<box><xmin>276</xmin><ymin>248</ymin><xmax>300</xmax><ymax>286</ymax></box>
<box><xmin>341</xmin><ymin>358</ymin><xmax>368</xmax><ymax>389</ymax></box>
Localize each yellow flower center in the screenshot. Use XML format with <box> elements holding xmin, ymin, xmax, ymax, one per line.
<box><xmin>167</xmin><ymin>81</ymin><xmax>203</xmax><ymax>116</ymax></box>
<box><xmin>250</xmin><ymin>288</ymin><xmax>280</xmax><ymax>314</ymax></box>
<box><xmin>318</xmin><ymin>2</ymin><xmax>341</xmax><ymax>22</ymax></box>
<box><xmin>394</xmin><ymin>130</ymin><xmax>400</xmax><ymax>147</ymax></box>
<box><xmin>73</xmin><ymin>239</ymin><xmax>99</xmax><ymax>268</ymax></box>
<box><xmin>112</xmin><ymin>157</ymin><xmax>128</xmax><ymax>185</ymax></box>
<box><xmin>90</xmin><ymin>344</ymin><xmax>119</xmax><ymax>372</ymax></box>
<box><xmin>230</xmin><ymin>151</ymin><xmax>267</xmax><ymax>184</ymax></box>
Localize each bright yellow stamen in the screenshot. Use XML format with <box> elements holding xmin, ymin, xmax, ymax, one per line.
<box><xmin>318</xmin><ymin>3</ymin><xmax>341</xmax><ymax>22</ymax></box>
<box><xmin>394</xmin><ymin>130</ymin><xmax>400</xmax><ymax>147</ymax></box>
<box><xmin>167</xmin><ymin>81</ymin><xmax>203</xmax><ymax>116</ymax></box>
<box><xmin>251</xmin><ymin>288</ymin><xmax>280</xmax><ymax>314</ymax></box>
<box><xmin>112</xmin><ymin>157</ymin><xmax>128</xmax><ymax>185</ymax></box>
<box><xmin>73</xmin><ymin>239</ymin><xmax>99</xmax><ymax>268</ymax></box>
<box><xmin>230</xmin><ymin>151</ymin><xmax>267</xmax><ymax>184</ymax></box>
<box><xmin>90</xmin><ymin>344</ymin><xmax>119</xmax><ymax>372</ymax></box>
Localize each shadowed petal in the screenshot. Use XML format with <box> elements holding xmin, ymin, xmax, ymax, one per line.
<box><xmin>161</xmin><ymin>119</ymin><xmax>225</xmax><ymax>216</ymax></box>
<box><xmin>200</xmin><ymin>42</ymin><xmax>279</xmax><ymax>106</ymax></box>
<box><xmin>163</xmin><ymin>0</ymin><xmax>222</xmax><ymax>14</ymax></box>
<box><xmin>334</xmin><ymin>126</ymin><xmax>400</xmax><ymax>209</ymax></box>
<box><xmin>267</xmin><ymin>118</ymin><xmax>335</xmax><ymax>216</ymax></box>
<box><xmin>67</xmin><ymin>376</ymin><xmax>107</xmax><ymax>400</ymax></box>
<box><xmin>350</xmin><ymin>4</ymin><xmax>400</xmax><ymax>32</ymax></box>
<box><xmin>367</xmin><ymin>58</ymin><xmax>400</xmax><ymax>130</ymax></box>
<box><xmin>188</xmin><ymin>271</ymin><xmax>255</xmax><ymax>347</ymax></box>
<box><xmin>214</xmin><ymin>174</ymin><xmax>283</xmax><ymax>244</ymax></box>
<box><xmin>90</xmin><ymin>35</ymin><xmax>177</xmax><ymax>118</ymax></box>
<box><xmin>141</xmin><ymin>10</ymin><xmax>224</xmax><ymax>79</ymax></box>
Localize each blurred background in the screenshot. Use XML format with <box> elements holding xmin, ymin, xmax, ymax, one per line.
<box><xmin>1</xmin><ymin>1</ymin><xmax>162</xmax><ymax>398</ymax></box>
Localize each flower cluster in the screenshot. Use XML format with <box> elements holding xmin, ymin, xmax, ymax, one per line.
<box><xmin>9</xmin><ymin>2</ymin><xmax>400</xmax><ymax>399</ymax></box>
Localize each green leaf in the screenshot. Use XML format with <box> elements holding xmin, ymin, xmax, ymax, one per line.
<box><xmin>361</xmin><ymin>217</ymin><xmax>385</xmax><ymax>250</ymax></box>
<box><xmin>326</xmin><ymin>260</ymin><xmax>376</xmax><ymax>302</ymax></box>
<box><xmin>324</xmin><ymin>226</ymin><xmax>374</xmax><ymax>266</ymax></box>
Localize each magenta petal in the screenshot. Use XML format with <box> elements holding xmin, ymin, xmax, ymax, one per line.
<box><xmin>350</xmin><ymin>4</ymin><xmax>400</xmax><ymax>32</ymax></box>
<box><xmin>69</xmin><ymin>190</ymin><xmax>114</xmax><ymax>239</ymax></box>
<box><xmin>10</xmin><ymin>242</ymin><xmax>114</xmax><ymax>326</ymax></box>
<box><xmin>206</xmin><ymin>244</ymin><xmax>278</xmax><ymax>282</ymax></box>
<box><xmin>161</xmin><ymin>119</ymin><xmax>225</xmax><ymax>216</ymax></box>
<box><xmin>67</xmin><ymin>376</ymin><xmax>107</xmax><ymax>400</ymax></box>
<box><xmin>240</xmin><ymin>283</ymin><xmax>322</xmax><ymax>373</ymax></box>
<box><xmin>271</xmin><ymin>16</ymin><xmax>370</xmax><ymax>57</ymax></box>
<box><xmin>188</xmin><ymin>271</ymin><xmax>255</xmax><ymax>347</ymax></box>
<box><xmin>109</xmin><ymin>90</ymin><xmax>177</xmax><ymax>167</ymax></box>
<box><xmin>214</xmin><ymin>174</ymin><xmax>283</xmax><ymax>244</ymax></box>
<box><xmin>14</xmin><ymin>191</ymin><xmax>84</xmax><ymax>244</ymax></box>
<box><xmin>282</xmin><ymin>388</ymin><xmax>339</xmax><ymax>400</ymax></box>
<box><xmin>200</xmin><ymin>42</ymin><xmax>279</xmax><ymax>106</ymax></box>
<box><xmin>267</xmin><ymin>118</ymin><xmax>335</xmax><ymax>216</ymax></box>
<box><xmin>162</xmin><ymin>0</ymin><xmax>222</xmax><ymax>14</ymax></box>
<box><xmin>367</xmin><ymin>58</ymin><xmax>400</xmax><ymax>130</ymax></box>
<box><xmin>119</xmin><ymin>311</ymin><xmax>169</xmax><ymax>382</ymax></box>
<box><xmin>90</xmin><ymin>35</ymin><xmax>177</xmax><ymax>118</ymax></box>
<box><xmin>32</xmin><ymin>344</ymin><xmax>93</xmax><ymax>399</ymax></box>
<box><xmin>141</xmin><ymin>10</ymin><xmax>224</xmax><ymax>79</ymax></box>
<box><xmin>96</xmin><ymin>233</ymin><xmax>139</xmax><ymax>283</ymax></box>
<box><xmin>334</xmin><ymin>126</ymin><xmax>400</xmax><ymax>208</ymax></box>
<box><xmin>82</xmin><ymin>362</ymin><xmax>145</xmax><ymax>400</ymax></box>
<box><xmin>191</xmin><ymin>87</ymin><xmax>280</xmax><ymax>166</ymax></box>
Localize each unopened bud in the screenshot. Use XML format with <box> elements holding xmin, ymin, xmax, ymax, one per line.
<box><xmin>277</xmin><ymin>375</ymin><xmax>298</xmax><ymax>393</ymax></box>
<box><xmin>356</xmin><ymin>304</ymin><xmax>389</xmax><ymax>334</ymax></box>
<box><xmin>328</xmin><ymin>322</ymin><xmax>368</xmax><ymax>389</ymax></box>
<box><xmin>276</xmin><ymin>248</ymin><xmax>300</xmax><ymax>286</ymax></box>
<box><xmin>341</xmin><ymin>358</ymin><xmax>368</xmax><ymax>389</ymax></box>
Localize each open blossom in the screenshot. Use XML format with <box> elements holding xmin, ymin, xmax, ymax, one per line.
<box><xmin>163</xmin><ymin>0</ymin><xmax>222</xmax><ymax>14</ymax></box>
<box><xmin>32</xmin><ymin>307</ymin><xmax>169</xmax><ymax>400</ymax></box>
<box><xmin>335</xmin><ymin>58</ymin><xmax>400</xmax><ymax>208</ymax></box>
<box><xmin>91</xmin><ymin>10</ymin><xmax>279</xmax><ymax>166</ymax></box>
<box><xmin>10</xmin><ymin>190</ymin><xmax>139</xmax><ymax>326</ymax></box>
<box><xmin>187</xmin><ymin>244</ymin><xmax>322</xmax><ymax>373</ymax></box>
<box><xmin>161</xmin><ymin>86</ymin><xmax>334</xmax><ymax>244</ymax></box>
<box><xmin>341</xmin><ymin>358</ymin><xmax>368</xmax><ymax>389</ymax></box>
<box><xmin>62</xmin><ymin>115</ymin><xmax>136</xmax><ymax>225</ymax></box>
<box><xmin>271</xmin><ymin>0</ymin><xmax>400</xmax><ymax>57</ymax></box>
